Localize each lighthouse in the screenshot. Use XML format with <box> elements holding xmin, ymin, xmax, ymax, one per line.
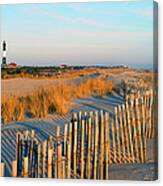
<box><xmin>2</xmin><ymin>40</ymin><xmax>7</xmax><ymax>66</ymax></box>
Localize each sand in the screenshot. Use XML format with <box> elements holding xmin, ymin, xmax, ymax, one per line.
<box><xmin>1</xmin><ymin>72</ymin><xmax>101</xmax><ymax>97</ymax></box>
<box><xmin>1</xmin><ymin>92</ymin><xmax>157</xmax><ymax>179</ymax></box>
<box><xmin>1</xmin><ymin>69</ymin><xmax>157</xmax><ymax>179</ymax></box>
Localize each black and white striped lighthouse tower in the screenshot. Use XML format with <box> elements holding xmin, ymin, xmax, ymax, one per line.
<box><xmin>2</xmin><ymin>40</ymin><xmax>7</xmax><ymax>65</ymax></box>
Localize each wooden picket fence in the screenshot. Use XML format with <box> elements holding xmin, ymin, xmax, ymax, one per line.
<box><xmin>1</xmin><ymin>89</ymin><xmax>156</xmax><ymax>179</ymax></box>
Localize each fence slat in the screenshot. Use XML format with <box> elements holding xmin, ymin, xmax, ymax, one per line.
<box><xmin>62</xmin><ymin>159</ymin><xmax>66</xmax><ymax>179</ymax></box>
<box><xmin>99</xmin><ymin>110</ymin><xmax>104</xmax><ymax>179</ymax></box>
<box><xmin>48</xmin><ymin>149</ymin><xmax>53</xmax><ymax>178</ymax></box>
<box><xmin>24</xmin><ymin>157</ymin><xmax>28</xmax><ymax>177</ymax></box>
<box><xmin>80</xmin><ymin>119</ymin><xmax>85</xmax><ymax>179</ymax></box>
<box><xmin>57</xmin><ymin>143</ymin><xmax>62</xmax><ymax>179</ymax></box>
<box><xmin>86</xmin><ymin>117</ymin><xmax>91</xmax><ymax>179</ymax></box>
<box><xmin>37</xmin><ymin>144</ymin><xmax>41</xmax><ymax>178</ymax></box>
<box><xmin>73</xmin><ymin>121</ymin><xmax>78</xmax><ymax>177</ymax></box>
<box><xmin>135</xmin><ymin>98</ymin><xmax>144</xmax><ymax>163</ymax></box>
<box><xmin>12</xmin><ymin>160</ymin><xmax>17</xmax><ymax>177</ymax></box>
<box><xmin>148</xmin><ymin>89</ymin><xmax>153</xmax><ymax>138</ymax></box>
<box><xmin>140</xmin><ymin>97</ymin><xmax>146</xmax><ymax>136</ymax></box>
<box><xmin>67</xmin><ymin>142</ymin><xmax>71</xmax><ymax>179</ymax></box>
<box><xmin>104</xmin><ymin>112</ymin><xmax>109</xmax><ymax>179</ymax></box>
<box><xmin>122</xmin><ymin>104</ymin><xmax>130</xmax><ymax>163</ymax></box>
<box><xmin>126</xmin><ymin>101</ymin><xmax>135</xmax><ymax>163</ymax></box>
<box><xmin>118</xmin><ymin>105</ymin><xmax>126</xmax><ymax>163</ymax></box>
<box><xmin>115</xmin><ymin>107</ymin><xmax>121</xmax><ymax>164</ymax></box>
<box><xmin>64</xmin><ymin>124</ymin><xmax>68</xmax><ymax>157</ymax></box>
<box><xmin>93</xmin><ymin>111</ymin><xmax>99</xmax><ymax>179</ymax></box>
<box><xmin>42</xmin><ymin>140</ymin><xmax>47</xmax><ymax>178</ymax></box>
<box><xmin>111</xmin><ymin>117</ymin><xmax>117</xmax><ymax>163</ymax></box>
<box><xmin>130</xmin><ymin>100</ymin><xmax>139</xmax><ymax>162</ymax></box>
<box><xmin>0</xmin><ymin>162</ymin><xmax>4</xmax><ymax>177</ymax></box>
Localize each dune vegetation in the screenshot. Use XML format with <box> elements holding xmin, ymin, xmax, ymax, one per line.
<box><xmin>1</xmin><ymin>66</ymin><xmax>101</xmax><ymax>79</ymax></box>
<box><xmin>1</xmin><ymin>77</ymin><xmax>116</xmax><ymax>124</ymax></box>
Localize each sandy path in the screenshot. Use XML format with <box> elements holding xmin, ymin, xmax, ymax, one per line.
<box><xmin>2</xmin><ymin>78</ymin><xmax>59</xmax><ymax>97</ymax></box>
<box><xmin>1</xmin><ymin>74</ymin><xmax>98</xmax><ymax>97</ymax></box>
<box><xmin>1</xmin><ymin>78</ymin><xmax>82</xmax><ymax>97</ymax></box>
<box><xmin>1</xmin><ymin>71</ymin><xmax>137</xmax><ymax>98</ymax></box>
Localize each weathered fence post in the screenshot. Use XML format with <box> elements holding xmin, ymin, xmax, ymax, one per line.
<box><xmin>86</xmin><ymin>117</ymin><xmax>91</xmax><ymax>179</ymax></box>
<box><xmin>0</xmin><ymin>162</ymin><xmax>4</xmax><ymax>177</ymax></box>
<box><xmin>114</xmin><ymin>107</ymin><xmax>121</xmax><ymax>164</ymax></box>
<box><xmin>48</xmin><ymin>148</ymin><xmax>53</xmax><ymax>178</ymax></box>
<box><xmin>16</xmin><ymin>133</ymin><xmax>21</xmax><ymax>176</ymax></box>
<box><xmin>29</xmin><ymin>133</ymin><xmax>34</xmax><ymax>177</ymax></box>
<box><xmin>23</xmin><ymin>130</ymin><xmax>28</xmax><ymax>157</ymax></box>
<box><xmin>93</xmin><ymin>111</ymin><xmax>99</xmax><ymax>179</ymax></box>
<box><xmin>69</xmin><ymin>122</ymin><xmax>72</xmax><ymax>155</ymax></box>
<box><xmin>24</xmin><ymin>157</ymin><xmax>28</xmax><ymax>177</ymax></box>
<box><xmin>122</xmin><ymin>104</ymin><xmax>130</xmax><ymax>163</ymax></box>
<box><xmin>126</xmin><ymin>101</ymin><xmax>135</xmax><ymax>163</ymax></box>
<box><xmin>90</xmin><ymin>111</ymin><xmax>95</xmax><ymax>158</ymax></box>
<box><xmin>140</xmin><ymin>97</ymin><xmax>146</xmax><ymax>136</ymax></box>
<box><xmin>99</xmin><ymin>110</ymin><xmax>104</xmax><ymax>179</ymax></box>
<box><xmin>67</xmin><ymin>142</ymin><xmax>71</xmax><ymax>179</ymax></box>
<box><xmin>148</xmin><ymin>89</ymin><xmax>153</xmax><ymax>138</ymax></box>
<box><xmin>37</xmin><ymin>143</ymin><xmax>41</xmax><ymax>178</ymax></box>
<box><xmin>48</xmin><ymin>135</ymin><xmax>53</xmax><ymax>149</ymax></box>
<box><xmin>56</xmin><ymin>126</ymin><xmax>60</xmax><ymax>143</ymax></box>
<box><xmin>78</xmin><ymin>111</ymin><xmax>82</xmax><ymax>123</ymax></box>
<box><xmin>118</xmin><ymin>105</ymin><xmax>126</xmax><ymax>163</ymax></box>
<box><xmin>62</xmin><ymin>159</ymin><xmax>66</xmax><ymax>179</ymax></box>
<box><xmin>130</xmin><ymin>100</ymin><xmax>139</xmax><ymax>162</ymax></box>
<box><xmin>84</xmin><ymin>112</ymin><xmax>88</xmax><ymax>138</ymax></box>
<box><xmin>42</xmin><ymin>140</ymin><xmax>47</xmax><ymax>178</ymax></box>
<box><xmin>111</xmin><ymin>117</ymin><xmax>117</xmax><ymax>163</ymax></box>
<box><xmin>135</xmin><ymin>98</ymin><xmax>144</xmax><ymax>163</ymax></box>
<box><xmin>80</xmin><ymin>119</ymin><xmax>85</xmax><ymax>179</ymax></box>
<box><xmin>145</xmin><ymin>91</ymin><xmax>150</xmax><ymax>138</ymax></box>
<box><xmin>64</xmin><ymin>124</ymin><xmax>68</xmax><ymax>157</ymax></box>
<box><xmin>54</xmin><ymin>158</ymin><xmax>57</xmax><ymax>178</ymax></box>
<box><xmin>144</xmin><ymin>93</ymin><xmax>147</xmax><ymax>136</ymax></box>
<box><xmin>104</xmin><ymin>112</ymin><xmax>109</xmax><ymax>179</ymax></box>
<box><xmin>143</xmin><ymin>132</ymin><xmax>147</xmax><ymax>162</ymax></box>
<box><xmin>151</xmin><ymin>89</ymin><xmax>156</xmax><ymax>138</ymax></box>
<box><xmin>12</xmin><ymin>160</ymin><xmax>17</xmax><ymax>177</ymax></box>
<box><xmin>57</xmin><ymin>142</ymin><xmax>62</xmax><ymax>179</ymax></box>
<box><xmin>73</xmin><ymin>121</ymin><xmax>78</xmax><ymax>177</ymax></box>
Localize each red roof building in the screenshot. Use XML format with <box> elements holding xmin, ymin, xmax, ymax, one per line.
<box><xmin>8</xmin><ymin>62</ymin><xmax>17</xmax><ymax>67</ymax></box>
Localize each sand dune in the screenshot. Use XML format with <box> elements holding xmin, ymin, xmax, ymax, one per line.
<box><xmin>1</xmin><ymin>73</ymin><xmax>100</xmax><ymax>97</ymax></box>
<box><xmin>1</xmin><ymin>69</ymin><xmax>156</xmax><ymax>179</ymax></box>
<box><xmin>1</xmin><ymin>92</ymin><xmax>157</xmax><ymax>179</ymax></box>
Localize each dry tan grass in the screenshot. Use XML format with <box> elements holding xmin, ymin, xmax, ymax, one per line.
<box><xmin>2</xmin><ymin>67</ymin><xmax>133</xmax><ymax>98</ymax></box>
<box><xmin>1</xmin><ymin>77</ymin><xmax>115</xmax><ymax>124</ymax></box>
<box><xmin>1</xmin><ymin>96</ymin><xmax>25</xmax><ymax>123</ymax></box>
<box><xmin>75</xmin><ymin>78</ymin><xmax>114</xmax><ymax>98</ymax></box>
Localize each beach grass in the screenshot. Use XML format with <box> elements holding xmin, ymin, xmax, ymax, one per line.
<box><xmin>1</xmin><ymin>77</ymin><xmax>115</xmax><ymax>124</ymax></box>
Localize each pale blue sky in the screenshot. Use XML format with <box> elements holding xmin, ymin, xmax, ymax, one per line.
<box><xmin>1</xmin><ymin>0</ymin><xmax>153</xmax><ymax>67</ymax></box>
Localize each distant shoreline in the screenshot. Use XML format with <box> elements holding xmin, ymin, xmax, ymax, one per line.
<box><xmin>1</xmin><ymin>64</ymin><xmax>153</xmax><ymax>69</ymax></box>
